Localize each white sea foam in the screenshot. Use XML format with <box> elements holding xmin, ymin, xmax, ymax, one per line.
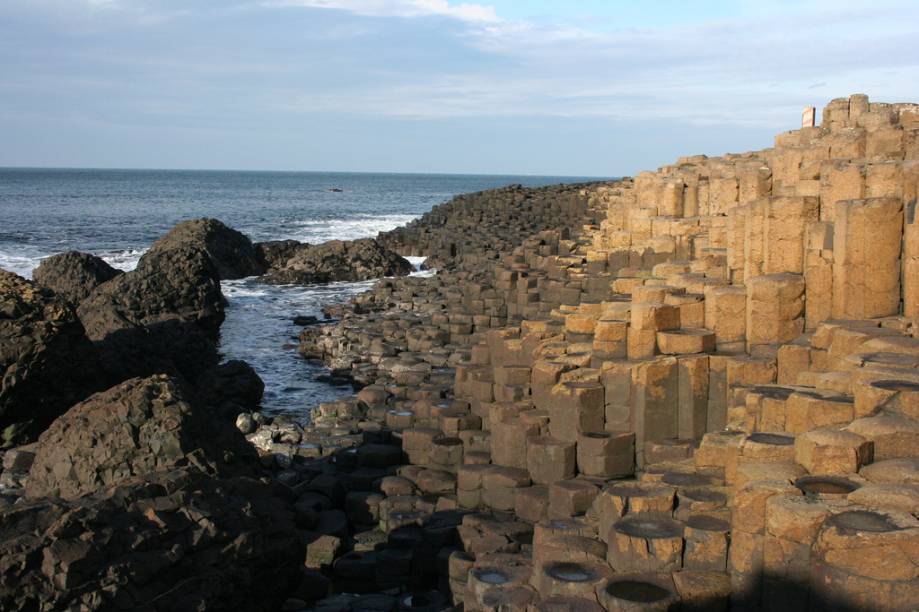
<box><xmin>222</xmin><ymin>283</ymin><xmax>270</xmax><ymax>299</ymax></box>
<box><xmin>279</xmin><ymin>214</ymin><xmax>419</xmax><ymax>244</ymax></box>
<box><xmin>404</xmin><ymin>255</ymin><xmax>426</xmax><ymax>269</ymax></box>
<box><xmin>405</xmin><ymin>255</ymin><xmax>436</xmax><ymax>278</ymax></box>
<box><xmin>100</xmin><ymin>249</ymin><xmax>146</xmax><ymax>272</ymax></box>
<box><xmin>0</xmin><ymin>249</ymin><xmax>43</xmax><ymax>279</ymax></box>
<box><xmin>0</xmin><ymin>247</ymin><xmax>144</xmax><ymax>279</ymax></box>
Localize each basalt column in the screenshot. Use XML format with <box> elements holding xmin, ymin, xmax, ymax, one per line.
<box><xmin>832</xmin><ymin>198</ymin><xmax>903</xmax><ymax>319</ymax></box>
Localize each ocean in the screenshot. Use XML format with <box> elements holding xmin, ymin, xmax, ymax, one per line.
<box><xmin>0</xmin><ymin>168</ymin><xmax>603</xmax><ymax>419</ymax></box>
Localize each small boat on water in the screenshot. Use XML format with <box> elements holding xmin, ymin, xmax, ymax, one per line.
<box><xmin>327</xmin><ymin>187</ymin><xmax>343</xmax><ymax>192</ymax></box>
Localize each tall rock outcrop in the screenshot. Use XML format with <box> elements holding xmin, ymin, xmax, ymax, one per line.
<box><xmin>148</xmin><ymin>217</ymin><xmax>266</xmax><ymax>280</ymax></box>
<box><xmin>77</xmin><ymin>245</ymin><xmax>225</xmax><ymax>383</ymax></box>
<box><xmin>0</xmin><ymin>270</ymin><xmax>103</xmax><ymax>447</ymax></box>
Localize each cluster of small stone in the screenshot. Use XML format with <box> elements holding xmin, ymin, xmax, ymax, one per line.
<box><xmin>261</xmin><ymin>94</ymin><xmax>919</xmax><ymax>611</ymax></box>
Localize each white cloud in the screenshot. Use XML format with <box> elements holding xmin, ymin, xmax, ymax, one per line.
<box><xmin>252</xmin><ymin>0</ymin><xmax>919</xmax><ymax>129</ymax></box>
<box><xmin>6</xmin><ymin>0</ymin><xmax>919</xmax><ymax>132</ymax></box>
<box><xmin>269</xmin><ymin>0</ymin><xmax>499</xmax><ymax>23</ymax></box>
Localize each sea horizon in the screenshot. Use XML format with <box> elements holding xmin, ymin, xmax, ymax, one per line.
<box><xmin>0</xmin><ymin>165</ymin><xmax>614</xmax><ymax>181</ymax></box>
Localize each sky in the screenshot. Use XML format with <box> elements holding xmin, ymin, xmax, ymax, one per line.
<box><xmin>1</xmin><ymin>0</ymin><xmax>918</xmax><ymax>176</ymax></box>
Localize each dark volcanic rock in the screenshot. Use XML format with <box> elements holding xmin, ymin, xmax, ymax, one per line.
<box><xmin>195</xmin><ymin>360</ymin><xmax>265</xmax><ymax>417</ymax></box>
<box><xmin>378</xmin><ymin>182</ymin><xmax>603</xmax><ymax>269</ymax></box>
<box><xmin>1</xmin><ymin>468</ymin><xmax>303</xmax><ymax>612</ymax></box>
<box><xmin>77</xmin><ymin>246</ymin><xmax>225</xmax><ymax>383</ymax></box>
<box><xmin>32</xmin><ymin>251</ymin><xmax>122</xmax><ymax>305</ymax></box>
<box><xmin>26</xmin><ymin>374</ymin><xmax>258</xmax><ymax>501</ymax></box>
<box><xmin>255</xmin><ymin>239</ymin><xmax>303</xmax><ymax>270</ymax></box>
<box><xmin>0</xmin><ymin>270</ymin><xmax>103</xmax><ymax>447</ymax></box>
<box><xmin>149</xmin><ymin>218</ymin><xmax>265</xmax><ymax>280</ymax></box>
<box><xmin>79</xmin><ymin>246</ymin><xmax>224</xmax><ymax>338</ymax></box>
<box><xmin>261</xmin><ymin>238</ymin><xmax>413</xmax><ymax>285</ymax></box>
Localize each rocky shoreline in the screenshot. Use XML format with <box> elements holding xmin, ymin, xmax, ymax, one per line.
<box><xmin>0</xmin><ymin>179</ymin><xmax>603</xmax><ymax>610</ymax></box>
<box><xmin>3</xmin><ymin>94</ymin><xmax>919</xmax><ymax>611</ymax></box>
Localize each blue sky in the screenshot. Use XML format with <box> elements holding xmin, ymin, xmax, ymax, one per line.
<box><xmin>1</xmin><ymin>0</ymin><xmax>918</xmax><ymax>176</ymax></box>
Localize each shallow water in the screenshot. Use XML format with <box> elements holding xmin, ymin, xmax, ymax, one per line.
<box><xmin>221</xmin><ymin>259</ymin><xmax>432</xmax><ymax>420</ymax></box>
<box><xmin>0</xmin><ymin>168</ymin><xmax>601</xmax><ymax>419</ymax></box>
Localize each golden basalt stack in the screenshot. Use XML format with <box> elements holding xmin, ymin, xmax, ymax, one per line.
<box><xmin>288</xmin><ymin>94</ymin><xmax>919</xmax><ymax>610</ymax></box>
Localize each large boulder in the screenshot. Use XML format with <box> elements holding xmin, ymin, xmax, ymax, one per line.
<box><xmin>32</xmin><ymin>251</ymin><xmax>122</xmax><ymax>305</ymax></box>
<box><xmin>0</xmin><ymin>270</ymin><xmax>103</xmax><ymax>447</ymax></box>
<box><xmin>148</xmin><ymin>218</ymin><xmax>265</xmax><ymax>280</ymax></box>
<box><xmin>26</xmin><ymin>374</ymin><xmax>257</xmax><ymax>500</ymax></box>
<box><xmin>1</xmin><ymin>468</ymin><xmax>303</xmax><ymax>611</ymax></box>
<box><xmin>79</xmin><ymin>245</ymin><xmax>224</xmax><ymax>338</ymax></box>
<box><xmin>255</xmin><ymin>239</ymin><xmax>303</xmax><ymax>270</ymax></box>
<box><xmin>77</xmin><ymin>246</ymin><xmax>225</xmax><ymax>382</ymax></box>
<box><xmin>261</xmin><ymin>238</ymin><xmax>413</xmax><ymax>285</ymax></box>
<box><xmin>195</xmin><ymin>360</ymin><xmax>265</xmax><ymax>418</ymax></box>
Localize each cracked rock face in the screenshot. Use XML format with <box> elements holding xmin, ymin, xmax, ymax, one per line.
<box><xmin>255</xmin><ymin>239</ymin><xmax>303</xmax><ymax>270</ymax></box>
<box><xmin>25</xmin><ymin>374</ymin><xmax>259</xmax><ymax>501</ymax></box>
<box><xmin>148</xmin><ymin>217</ymin><xmax>266</xmax><ymax>280</ymax></box>
<box><xmin>0</xmin><ymin>269</ymin><xmax>104</xmax><ymax>447</ymax></box>
<box><xmin>0</xmin><ymin>468</ymin><xmax>303</xmax><ymax>612</ymax></box>
<box><xmin>78</xmin><ymin>245</ymin><xmax>224</xmax><ymax>340</ymax></box>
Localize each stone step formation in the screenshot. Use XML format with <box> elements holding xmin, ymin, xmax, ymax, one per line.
<box><xmin>2</xmin><ymin>94</ymin><xmax>919</xmax><ymax>611</ymax></box>
<box><xmin>282</xmin><ymin>94</ymin><xmax>919</xmax><ymax>611</ymax></box>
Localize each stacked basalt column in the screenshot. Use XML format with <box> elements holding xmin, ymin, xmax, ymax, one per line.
<box><xmin>459</xmin><ymin>94</ymin><xmax>919</xmax><ymax>609</ymax></box>
<box><xmin>294</xmin><ymin>94</ymin><xmax>919</xmax><ymax>610</ymax></box>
